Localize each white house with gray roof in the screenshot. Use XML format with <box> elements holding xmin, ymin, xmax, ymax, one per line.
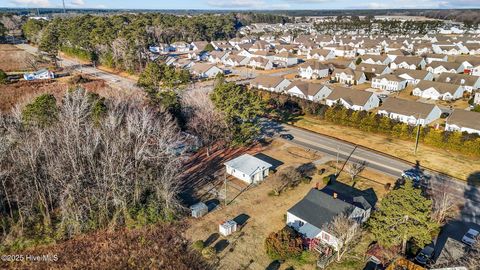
<box><xmin>287</xmin><ymin>182</ymin><xmax>376</xmax><ymax>249</ymax></box>
<box><xmin>224</xmin><ymin>154</ymin><xmax>272</xmax><ymax>184</ymax></box>
<box><xmin>445</xmin><ymin>110</ymin><xmax>480</xmax><ymax>135</ymax></box>
<box><xmin>378</xmin><ymin>98</ymin><xmax>442</xmax><ymax>126</ymax></box>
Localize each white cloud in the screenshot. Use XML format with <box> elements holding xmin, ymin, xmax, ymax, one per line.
<box><xmin>71</xmin><ymin>0</ymin><xmax>85</xmax><ymax>6</ymax></box>
<box><xmin>10</xmin><ymin>0</ymin><xmax>51</xmax><ymax>7</ymax></box>
<box><xmin>206</xmin><ymin>0</ymin><xmax>266</xmax><ymax>8</ymax></box>
<box><xmin>206</xmin><ymin>0</ymin><xmax>292</xmax><ymax>9</ymax></box>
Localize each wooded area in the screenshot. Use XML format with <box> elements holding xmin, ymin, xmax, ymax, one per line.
<box><xmin>0</xmin><ymin>89</ymin><xmax>184</xmax><ymax>249</ymax></box>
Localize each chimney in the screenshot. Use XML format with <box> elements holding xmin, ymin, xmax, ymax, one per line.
<box><xmin>333</xmin><ymin>192</ymin><xmax>338</xmax><ymax>199</ymax></box>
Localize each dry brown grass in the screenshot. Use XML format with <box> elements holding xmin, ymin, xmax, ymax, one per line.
<box><xmin>185</xmin><ymin>140</ymin><xmax>323</xmax><ymax>270</ymax></box>
<box><xmin>0</xmin><ymin>77</ymin><xmax>145</xmax><ymax>112</ymax></box>
<box><xmin>294</xmin><ymin>115</ymin><xmax>480</xmax><ymax>180</ymax></box>
<box><xmin>185</xmin><ymin>139</ymin><xmax>395</xmax><ymax>270</ymax></box>
<box><xmin>0</xmin><ymin>44</ymin><xmax>47</xmax><ymax>72</ymax></box>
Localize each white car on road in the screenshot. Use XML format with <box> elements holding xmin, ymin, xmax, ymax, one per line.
<box><xmin>461</xmin><ymin>228</ymin><xmax>479</xmax><ymax>246</ymax></box>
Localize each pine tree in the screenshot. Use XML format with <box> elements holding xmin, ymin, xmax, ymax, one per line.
<box><xmin>368</xmin><ymin>181</ymin><xmax>439</xmax><ymax>254</ymax></box>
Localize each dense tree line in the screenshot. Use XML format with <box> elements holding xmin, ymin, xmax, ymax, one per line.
<box><xmin>255</xmin><ymin>89</ymin><xmax>480</xmax><ymax>157</ymax></box>
<box><xmin>22</xmin><ymin>13</ymin><xmax>239</xmax><ymax>73</ymax></box>
<box><xmin>420</xmin><ymin>10</ymin><xmax>480</xmax><ymax>25</ymax></box>
<box><xmin>315</xmin><ymin>18</ymin><xmax>443</xmax><ymax>35</ymax></box>
<box><xmin>0</xmin><ymin>89</ymin><xmax>185</xmax><ymax>249</ymax></box>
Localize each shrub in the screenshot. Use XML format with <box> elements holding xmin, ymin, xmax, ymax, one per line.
<box><xmin>265</xmin><ymin>227</ymin><xmax>304</xmax><ymax>260</ymax></box>
<box><xmin>192</xmin><ymin>240</ymin><xmax>205</xmax><ymax>251</ymax></box>
<box><xmin>201</xmin><ymin>246</ymin><xmax>216</xmax><ymax>259</ymax></box>
<box><xmin>22</xmin><ymin>94</ymin><xmax>58</xmax><ymax>127</ymax></box>
<box><xmin>0</xmin><ymin>69</ymin><xmax>7</xmax><ymax>84</ymax></box>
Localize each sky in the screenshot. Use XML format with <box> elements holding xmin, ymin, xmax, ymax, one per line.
<box><xmin>1</xmin><ymin>0</ymin><xmax>480</xmax><ymax>10</ymax></box>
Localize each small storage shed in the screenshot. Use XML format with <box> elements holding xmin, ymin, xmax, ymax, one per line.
<box><xmin>224</xmin><ymin>154</ymin><xmax>273</xmax><ymax>184</ymax></box>
<box><xmin>190</xmin><ymin>202</ymin><xmax>208</xmax><ymax>218</ymax></box>
<box><xmin>219</xmin><ymin>220</ymin><xmax>237</xmax><ymax>236</ymax></box>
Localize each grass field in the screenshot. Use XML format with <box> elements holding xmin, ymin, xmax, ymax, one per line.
<box><xmin>0</xmin><ymin>44</ymin><xmax>48</xmax><ymax>72</ymax></box>
<box><xmin>0</xmin><ymin>77</ymin><xmax>140</xmax><ymax>112</ymax></box>
<box><xmin>293</xmin><ymin>115</ymin><xmax>480</xmax><ymax>181</ymax></box>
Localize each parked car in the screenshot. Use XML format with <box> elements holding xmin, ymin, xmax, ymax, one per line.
<box><xmin>462</xmin><ymin>228</ymin><xmax>479</xmax><ymax>246</ymax></box>
<box><xmin>414</xmin><ymin>246</ymin><xmax>434</xmax><ymax>265</ymax></box>
<box><xmin>401</xmin><ymin>169</ymin><xmax>422</xmax><ymax>187</ymax></box>
<box><xmin>280</xmin><ymin>134</ymin><xmax>294</xmax><ymax>140</ymax></box>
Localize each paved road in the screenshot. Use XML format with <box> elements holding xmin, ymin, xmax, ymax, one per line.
<box><xmin>16</xmin><ymin>44</ymin><xmax>141</xmax><ymax>91</ymax></box>
<box><xmin>262</xmin><ymin>120</ymin><xmax>480</xmax><ymax>224</ymax></box>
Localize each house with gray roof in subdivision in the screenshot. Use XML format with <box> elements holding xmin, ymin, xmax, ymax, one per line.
<box><xmin>249</xmin><ymin>75</ymin><xmax>291</xmax><ymax>93</ymax></box>
<box><xmin>287</xmin><ymin>182</ymin><xmax>377</xmax><ymax>249</ymax></box>
<box><xmin>413</xmin><ymin>80</ymin><xmax>465</xmax><ymax>101</ymax></box>
<box><xmin>371</xmin><ymin>74</ymin><xmax>408</xmax><ymax>92</ymax></box>
<box><xmin>299</xmin><ymin>60</ymin><xmax>330</xmax><ymax>79</ymax></box>
<box><xmin>445</xmin><ymin>110</ymin><xmax>480</xmax><ymax>135</ymax></box>
<box><xmin>224</xmin><ymin>154</ymin><xmax>272</xmax><ymax>184</ymax></box>
<box><xmin>392</xmin><ymin>69</ymin><xmax>433</xmax><ymax>85</ymax></box>
<box><xmin>377</xmin><ymin>98</ymin><xmax>442</xmax><ymax>126</ymax></box>
<box><xmin>436</xmin><ymin>73</ymin><xmax>480</xmax><ymax>93</ymax></box>
<box><xmin>325</xmin><ymin>86</ymin><xmax>380</xmax><ymax>111</ymax></box>
<box><xmin>390</xmin><ymin>56</ymin><xmax>426</xmax><ymax>70</ymax></box>
<box><xmin>331</xmin><ymin>68</ymin><xmax>367</xmax><ymax>85</ymax></box>
<box><xmin>285</xmin><ymin>82</ymin><xmax>332</xmax><ymax>102</ymax></box>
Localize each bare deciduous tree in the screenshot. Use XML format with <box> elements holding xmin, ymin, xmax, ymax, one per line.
<box><xmin>182</xmin><ymin>90</ymin><xmax>228</xmax><ymax>156</ymax></box>
<box><xmin>346</xmin><ymin>161</ymin><xmax>366</xmax><ymax>184</ymax></box>
<box><xmin>323</xmin><ymin>213</ymin><xmax>362</xmax><ymax>262</ymax></box>
<box><xmin>431</xmin><ymin>180</ymin><xmax>459</xmax><ymax>224</ymax></box>
<box><xmin>0</xmin><ymin>89</ymin><xmax>184</xmax><ymax>241</ymax></box>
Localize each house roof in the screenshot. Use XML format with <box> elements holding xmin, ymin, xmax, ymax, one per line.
<box><xmin>308</xmin><ymin>49</ymin><xmax>333</xmax><ymax>57</ymax></box>
<box><xmin>191</xmin><ymin>63</ymin><xmax>219</xmax><ymax>74</ymax></box>
<box><xmin>327</xmin><ymin>86</ymin><xmax>376</xmax><ymax>106</ymax></box>
<box><xmin>288</xmin><ymin>188</ymin><xmax>355</xmax><ymax>230</ymax></box>
<box><xmin>447</xmin><ymin>109</ymin><xmax>480</xmax><ymax>131</ymax></box>
<box><xmin>224</xmin><ymin>154</ymin><xmax>272</xmax><ymax>177</ymax></box>
<box><xmin>393</xmin><ymin>56</ymin><xmax>424</xmax><ymax>65</ymax></box>
<box><xmin>286</xmin><ymin>81</ymin><xmax>329</xmax><ymax>97</ymax></box>
<box><xmin>380</xmin><ymin>97</ymin><xmax>438</xmax><ymax>118</ymax></box>
<box><xmin>392</xmin><ymin>68</ymin><xmax>431</xmax><ymax>79</ymax></box>
<box><xmin>299</xmin><ymin>60</ymin><xmax>329</xmax><ymax>70</ymax></box>
<box><xmin>415</xmin><ymin>80</ymin><xmax>461</xmax><ymax>94</ymax></box>
<box><xmin>332</xmin><ymin>68</ymin><xmax>365</xmax><ymax>81</ymax></box>
<box><xmin>373</xmin><ymin>74</ymin><xmax>405</xmax><ymax>82</ymax></box>
<box><xmin>355</xmin><ymin>63</ymin><xmax>389</xmax><ymax>74</ymax></box>
<box><xmin>436</xmin><ymin>73</ymin><xmax>480</xmax><ymax>87</ymax></box>
<box><xmin>251</xmin><ymin>75</ymin><xmax>288</xmax><ymax>88</ymax></box>
<box><xmin>360</xmin><ymin>54</ymin><xmax>388</xmax><ymax>62</ymax></box>
<box><xmin>427</xmin><ymin>61</ymin><xmax>462</xmax><ymax>70</ymax></box>
<box><xmin>288</xmin><ymin>183</ymin><xmax>376</xmax><ymax>230</ymax></box>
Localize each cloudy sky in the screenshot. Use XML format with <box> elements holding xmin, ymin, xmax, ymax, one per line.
<box><xmin>1</xmin><ymin>0</ymin><xmax>479</xmax><ymax>9</ymax></box>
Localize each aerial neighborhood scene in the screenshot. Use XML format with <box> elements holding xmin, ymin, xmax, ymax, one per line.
<box><xmin>1</xmin><ymin>0</ymin><xmax>480</xmax><ymax>269</ymax></box>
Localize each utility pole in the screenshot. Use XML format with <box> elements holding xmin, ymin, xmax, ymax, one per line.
<box><xmin>62</xmin><ymin>0</ymin><xmax>66</xmax><ymax>14</ymax></box>
<box><xmin>414</xmin><ymin>114</ymin><xmax>421</xmax><ymax>155</ymax></box>
<box><xmin>224</xmin><ymin>171</ymin><xmax>227</xmax><ymax>206</ymax></box>
<box><xmin>336</xmin><ymin>145</ymin><xmax>339</xmax><ymax>175</ymax></box>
